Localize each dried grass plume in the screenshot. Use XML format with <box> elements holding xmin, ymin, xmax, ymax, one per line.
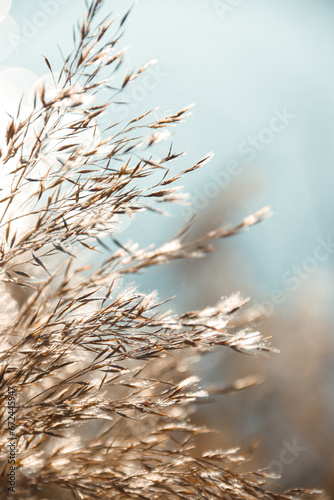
<box><xmin>0</xmin><ymin>1</ymin><xmax>325</xmax><ymax>499</ymax></box>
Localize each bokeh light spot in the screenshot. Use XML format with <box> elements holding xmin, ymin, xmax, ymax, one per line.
<box><xmin>0</xmin><ymin>0</ymin><xmax>11</xmax><ymax>21</ymax></box>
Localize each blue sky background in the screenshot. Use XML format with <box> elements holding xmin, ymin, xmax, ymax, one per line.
<box><xmin>3</xmin><ymin>0</ymin><xmax>333</xmax><ymax>301</ymax></box>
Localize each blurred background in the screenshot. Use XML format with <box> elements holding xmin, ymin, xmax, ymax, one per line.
<box><xmin>1</xmin><ymin>0</ymin><xmax>333</xmax><ymax>495</ymax></box>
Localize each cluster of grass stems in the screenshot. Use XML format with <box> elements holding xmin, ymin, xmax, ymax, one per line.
<box><xmin>0</xmin><ymin>1</ymin><xmax>325</xmax><ymax>498</ymax></box>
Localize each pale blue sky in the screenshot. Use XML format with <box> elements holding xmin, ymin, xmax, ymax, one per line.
<box><xmin>1</xmin><ymin>0</ymin><xmax>333</xmax><ymax>310</ymax></box>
